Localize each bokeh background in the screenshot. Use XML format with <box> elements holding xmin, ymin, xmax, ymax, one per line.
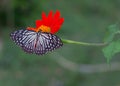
<box><xmin>1</xmin><ymin>0</ymin><xmax>120</xmax><ymax>86</ymax></box>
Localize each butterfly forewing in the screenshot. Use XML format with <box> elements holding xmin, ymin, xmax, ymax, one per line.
<box><xmin>10</xmin><ymin>29</ymin><xmax>63</xmax><ymax>55</ymax></box>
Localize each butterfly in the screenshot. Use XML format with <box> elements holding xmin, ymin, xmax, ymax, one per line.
<box><xmin>10</xmin><ymin>29</ymin><xmax>63</xmax><ymax>55</ymax></box>
<box><xmin>10</xmin><ymin>10</ymin><xmax>64</xmax><ymax>55</ymax></box>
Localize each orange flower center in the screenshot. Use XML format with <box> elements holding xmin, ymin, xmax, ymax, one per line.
<box><xmin>37</xmin><ymin>25</ymin><xmax>50</xmax><ymax>33</ymax></box>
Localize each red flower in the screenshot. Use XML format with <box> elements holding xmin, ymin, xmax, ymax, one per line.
<box><xmin>27</xmin><ymin>10</ymin><xmax>64</xmax><ymax>34</ymax></box>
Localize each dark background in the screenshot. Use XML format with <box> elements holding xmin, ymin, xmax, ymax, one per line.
<box><xmin>0</xmin><ymin>0</ymin><xmax>120</xmax><ymax>86</ymax></box>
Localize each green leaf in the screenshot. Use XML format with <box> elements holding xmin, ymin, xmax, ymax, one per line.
<box><xmin>104</xmin><ymin>24</ymin><xmax>120</xmax><ymax>43</ymax></box>
<box><xmin>102</xmin><ymin>40</ymin><xmax>120</xmax><ymax>63</ymax></box>
<box><xmin>103</xmin><ymin>24</ymin><xmax>120</xmax><ymax>63</ymax></box>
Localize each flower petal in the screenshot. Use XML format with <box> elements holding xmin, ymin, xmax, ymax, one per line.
<box><xmin>51</xmin><ymin>25</ymin><xmax>61</xmax><ymax>34</ymax></box>
<box><xmin>48</xmin><ymin>10</ymin><xmax>53</xmax><ymax>26</ymax></box>
<box><xmin>36</xmin><ymin>20</ymin><xmax>42</xmax><ymax>28</ymax></box>
<box><xmin>42</xmin><ymin>11</ymin><xmax>48</xmax><ymax>26</ymax></box>
<box><xmin>54</xmin><ymin>10</ymin><xmax>60</xmax><ymax>19</ymax></box>
<box><xmin>27</xmin><ymin>27</ymin><xmax>36</xmax><ymax>31</ymax></box>
<box><xmin>42</xmin><ymin>11</ymin><xmax>47</xmax><ymax>20</ymax></box>
<box><xmin>50</xmin><ymin>18</ymin><xmax>64</xmax><ymax>34</ymax></box>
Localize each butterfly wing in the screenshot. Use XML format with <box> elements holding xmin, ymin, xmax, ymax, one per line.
<box><xmin>10</xmin><ymin>30</ymin><xmax>63</xmax><ymax>55</ymax></box>
<box><xmin>10</xmin><ymin>29</ymin><xmax>37</xmax><ymax>53</ymax></box>
<box><xmin>35</xmin><ymin>33</ymin><xmax>63</xmax><ymax>55</ymax></box>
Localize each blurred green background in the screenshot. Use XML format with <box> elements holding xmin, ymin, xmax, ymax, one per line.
<box><xmin>1</xmin><ymin>0</ymin><xmax>120</xmax><ymax>86</ymax></box>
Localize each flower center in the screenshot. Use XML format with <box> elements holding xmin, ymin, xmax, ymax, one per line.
<box><xmin>37</xmin><ymin>25</ymin><xmax>50</xmax><ymax>33</ymax></box>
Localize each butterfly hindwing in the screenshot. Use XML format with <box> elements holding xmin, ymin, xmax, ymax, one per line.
<box><xmin>10</xmin><ymin>29</ymin><xmax>63</xmax><ymax>55</ymax></box>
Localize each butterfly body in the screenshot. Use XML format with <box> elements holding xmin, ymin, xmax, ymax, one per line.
<box><xmin>10</xmin><ymin>29</ymin><xmax>63</xmax><ymax>55</ymax></box>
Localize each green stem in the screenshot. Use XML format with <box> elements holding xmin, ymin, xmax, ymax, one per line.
<box><xmin>62</xmin><ymin>39</ymin><xmax>107</xmax><ymax>46</ymax></box>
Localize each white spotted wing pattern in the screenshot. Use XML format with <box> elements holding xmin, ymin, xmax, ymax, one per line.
<box><xmin>10</xmin><ymin>29</ymin><xmax>63</xmax><ymax>55</ymax></box>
